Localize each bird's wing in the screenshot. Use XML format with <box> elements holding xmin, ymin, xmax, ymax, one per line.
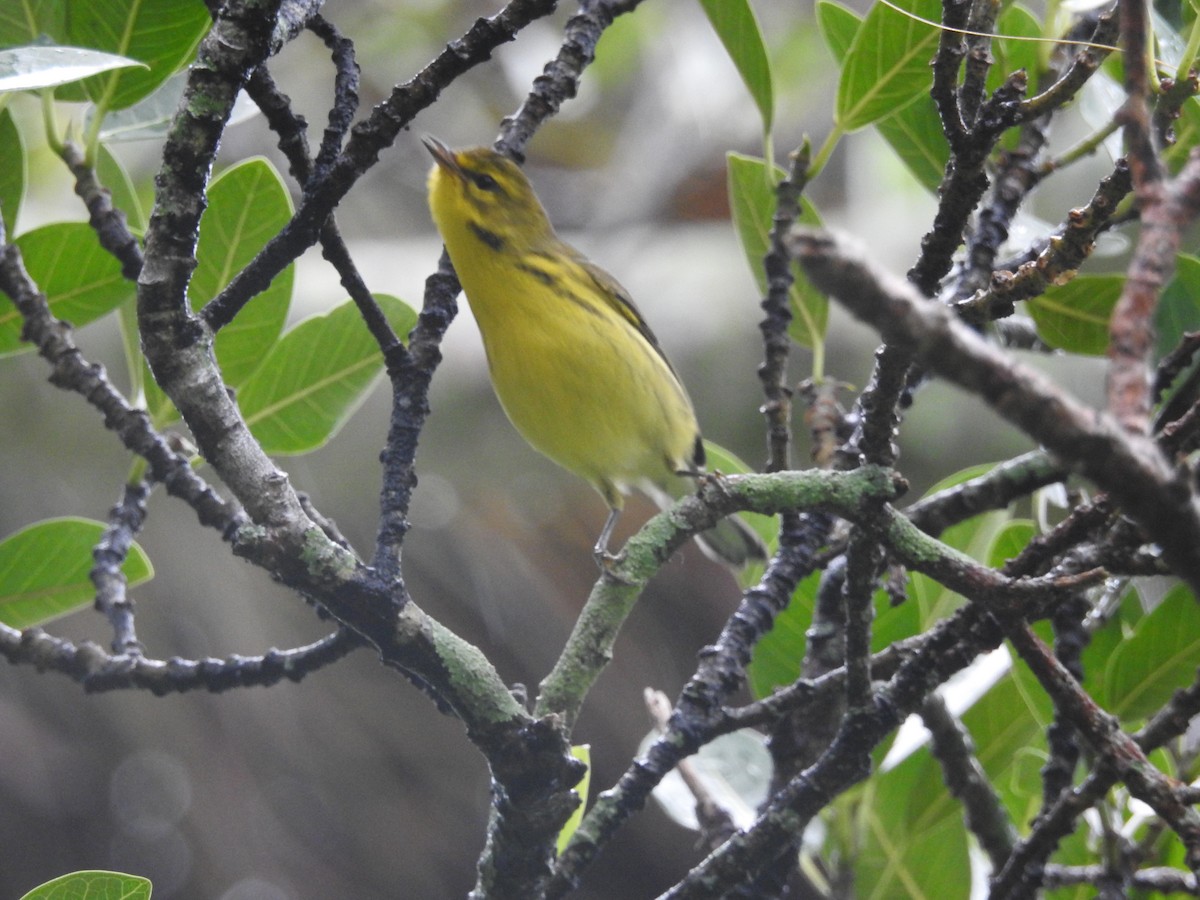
<box><xmin>572</xmin><ymin>251</ymin><xmax>684</xmax><ymax>383</ymax></box>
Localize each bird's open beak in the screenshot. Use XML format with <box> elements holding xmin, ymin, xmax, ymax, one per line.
<box><xmin>422</xmin><ymin>135</ymin><xmax>464</xmax><ymax>179</ymax></box>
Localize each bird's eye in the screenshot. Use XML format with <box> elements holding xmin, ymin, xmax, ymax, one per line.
<box><xmin>472</xmin><ymin>173</ymin><xmax>501</xmax><ymax>192</ymax></box>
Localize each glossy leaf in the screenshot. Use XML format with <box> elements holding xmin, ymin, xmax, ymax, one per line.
<box><xmin>986</xmin><ymin>519</ymin><xmax>1035</xmax><ymax>569</ymax></box>
<box><xmin>854</xmin><ymin>748</ymin><xmax>970</xmax><ymax>899</ymax></box>
<box><xmin>816</xmin><ymin>0</ymin><xmax>860</xmax><ymax>63</ymax></box>
<box><xmin>0</xmin><ymin>2</ymin><xmax>66</xmax><ymax>46</ymax></box>
<box><xmin>991</xmin><ymin>5</ymin><xmax>1042</xmax><ymax>91</ymax></box>
<box><xmin>20</xmin><ymin>870</ymin><xmax>152</xmax><ymax>900</ymax></box>
<box><xmin>0</xmin><ymin>107</ymin><xmax>24</xmax><ymax>236</ymax></box>
<box><xmin>836</xmin><ymin>0</ymin><xmax>942</xmax><ymax>131</ymax></box>
<box><xmin>0</xmin><ymin>518</ymin><xmax>153</xmax><ymax>629</ymax></box>
<box><xmin>0</xmin><ymin>45</ymin><xmax>144</xmax><ymax>93</ymax></box>
<box><xmin>0</xmin><ymin>222</ymin><xmax>135</xmax><ymax>357</ymax></box>
<box><xmin>820</xmin><ymin>0</ymin><xmax>948</xmax><ymax>192</ymax></box>
<box><xmin>56</xmin><ymin>0</ymin><xmax>210</xmax><ymax>111</ymax></box>
<box><xmin>1104</xmin><ymin>584</ymin><xmax>1200</xmax><ymax>722</ymax></box>
<box><xmin>875</xmin><ymin>96</ymin><xmax>948</xmax><ymax>193</ymax></box>
<box><xmin>698</xmin><ymin>0</ymin><xmax>773</xmax><ymax>132</ymax></box>
<box><xmin>1026</xmin><ymin>275</ymin><xmax>1124</xmax><ymax>356</ymax></box>
<box><xmin>238</xmin><ymin>295</ymin><xmax>417</xmax><ymax>456</ymax></box>
<box><xmin>727</xmin><ymin>152</ymin><xmax>827</xmax><ymax>348</ymax></box>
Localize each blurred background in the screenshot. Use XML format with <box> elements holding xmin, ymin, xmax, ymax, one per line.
<box><xmin>0</xmin><ymin>0</ymin><xmax>1110</xmax><ymax>896</ymax></box>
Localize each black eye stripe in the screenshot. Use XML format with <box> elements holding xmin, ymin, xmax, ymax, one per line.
<box><xmin>471</xmin><ymin>172</ymin><xmax>501</xmax><ymax>192</ymax></box>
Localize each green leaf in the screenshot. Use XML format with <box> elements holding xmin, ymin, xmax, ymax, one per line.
<box><xmin>556</xmin><ymin>744</ymin><xmax>591</xmax><ymax>855</ymax></box>
<box><xmin>0</xmin><ymin>107</ymin><xmax>24</xmax><ymax>236</ymax></box>
<box><xmin>986</xmin><ymin>519</ymin><xmax>1035</xmax><ymax>569</ymax></box>
<box><xmin>820</xmin><ymin>0</ymin><xmax>949</xmax><ymax>192</ymax></box>
<box><xmin>1026</xmin><ymin>274</ymin><xmax>1124</xmax><ymax>355</ymax></box>
<box><xmin>727</xmin><ymin>152</ymin><xmax>828</xmax><ymax>348</ymax></box>
<box><xmin>0</xmin><ymin>45</ymin><xmax>145</xmax><ymax>93</ymax></box>
<box><xmin>836</xmin><ymin>0</ymin><xmax>942</xmax><ymax>131</ymax></box>
<box><xmin>816</xmin><ymin>0</ymin><xmax>861</xmax><ymax>63</ymax></box>
<box><xmin>0</xmin><ymin>222</ymin><xmax>135</xmax><ymax>357</ymax></box>
<box><xmin>874</xmin><ymin>96</ymin><xmax>949</xmax><ymax>193</ymax></box>
<box><xmin>238</xmin><ymin>295</ymin><xmax>417</xmax><ymax>456</ymax></box>
<box><xmin>0</xmin><ymin>519</ymin><xmax>153</xmax><ymax>629</ymax></box>
<box><xmin>1080</xmin><ymin>587</ymin><xmax>1139</xmax><ymax>708</ymax></box>
<box><xmin>991</xmin><ymin>5</ymin><xmax>1042</xmax><ymax>91</ymax></box>
<box><xmin>56</xmin><ymin>0</ymin><xmax>210</xmax><ymax>111</ymax></box>
<box><xmin>698</xmin><ymin>0</ymin><xmax>774</xmax><ymax>133</ymax></box>
<box><xmin>19</xmin><ymin>870</ymin><xmax>152</xmax><ymax>900</ymax></box>
<box><xmin>1104</xmin><ymin>584</ymin><xmax>1200</xmax><ymax>722</ymax></box>
<box><xmin>146</xmin><ymin>157</ymin><xmax>294</xmax><ymax>425</ymax></box>
<box><xmin>0</xmin><ymin>2</ymin><xmax>67</xmax><ymax>46</ymax></box>
<box><xmin>1157</xmin><ymin>253</ymin><xmax>1200</xmax><ymax>359</ymax></box>
<box><xmin>963</xmin><ymin>659</ymin><xmax>1053</xmax><ymax>828</ymax></box>
<box><xmin>855</xmin><ymin>749</ymin><xmax>970</xmax><ymax>899</ymax></box>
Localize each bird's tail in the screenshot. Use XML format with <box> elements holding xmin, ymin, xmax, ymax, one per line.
<box><xmin>645</xmin><ymin>475</ymin><xmax>768</xmax><ymax>569</ymax></box>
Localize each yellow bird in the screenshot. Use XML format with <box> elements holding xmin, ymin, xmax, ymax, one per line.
<box><xmin>424</xmin><ymin>137</ymin><xmax>765</xmax><ymax>567</ymax></box>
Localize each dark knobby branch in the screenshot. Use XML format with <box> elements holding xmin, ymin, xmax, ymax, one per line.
<box><xmin>1042</xmin><ymin>864</ymin><xmax>1198</xmax><ymax>893</ymax></box>
<box><xmin>921</xmin><ymin>693</ymin><xmax>1018</xmax><ymax>870</ymax></box>
<box><xmin>1018</xmin><ymin>10</ymin><xmax>1118</xmax><ymax>120</ymax></box>
<box><xmin>957</xmin><ymin>160</ymin><xmax>1132</xmax><ymax>325</ymax></box>
<box><xmin>307</xmin><ymin>13</ymin><xmax>360</xmax><ymax>180</ymax></box>
<box><xmin>0</xmin><ymin>624</ymin><xmax>363</xmax><ymax>694</ymax></box>
<box><xmin>904</xmin><ymin>449</ymin><xmax>1066</xmax><ymax>536</ymax></box>
<box><xmin>59</xmin><ymin>141</ymin><xmax>144</xmax><ymax>280</ymax></box>
<box><xmin>498</xmin><ymin>0</ymin><xmax>647</xmax><ymax>158</ymax></box>
<box><xmin>0</xmin><ymin>243</ymin><xmax>242</xmax><ymax>538</ymax></box>
<box><xmin>91</xmin><ymin>480</ymin><xmax>151</xmax><ymax>656</ymax></box>
<box><xmin>660</xmin><ymin>600</ymin><xmax>1012</xmax><ymax>898</ymax></box>
<box><xmin>758</xmin><ymin>143</ymin><xmax>811</xmax><ymax>476</ymax></box>
<box><xmin>992</xmin><ymin>644</ymin><xmax>1200</xmax><ymax>896</ymax></box>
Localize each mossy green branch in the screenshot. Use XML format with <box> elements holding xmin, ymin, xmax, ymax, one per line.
<box><xmin>535</xmin><ymin>467</ymin><xmax>904</xmax><ymax>726</ymax></box>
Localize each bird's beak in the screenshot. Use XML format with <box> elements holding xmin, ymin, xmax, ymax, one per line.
<box><xmin>422</xmin><ymin>135</ymin><xmax>463</xmax><ymax>179</ymax></box>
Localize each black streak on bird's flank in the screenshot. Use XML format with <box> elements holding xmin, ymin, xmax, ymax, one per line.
<box><xmin>468</xmin><ymin>221</ymin><xmax>506</xmax><ymax>251</ymax></box>
<box><xmin>517</xmin><ymin>262</ymin><xmax>558</xmax><ymax>287</ymax></box>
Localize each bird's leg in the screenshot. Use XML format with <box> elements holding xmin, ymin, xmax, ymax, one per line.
<box><xmin>593</xmin><ymin>507</ymin><xmax>624</xmax><ymax>569</ymax></box>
